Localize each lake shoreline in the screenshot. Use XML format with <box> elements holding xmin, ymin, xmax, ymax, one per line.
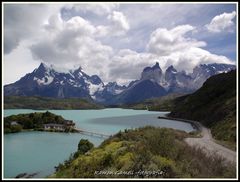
<box><xmin>158</xmin><ymin>115</ymin><xmax>202</xmax><ymax>132</ymax></box>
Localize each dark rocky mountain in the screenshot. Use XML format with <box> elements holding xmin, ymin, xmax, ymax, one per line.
<box><xmin>109</xmin><ymin>62</ymin><xmax>235</xmax><ymax>104</ymax></box>
<box><xmin>4</xmin><ymin>63</ymin><xmax>104</xmax><ymax>100</ymax></box>
<box><xmin>4</xmin><ymin>62</ymin><xmax>236</xmax><ymax>105</ymax></box>
<box><xmin>164</xmin><ymin>66</ymin><xmax>193</xmax><ymax>93</ymax></box>
<box><xmin>163</xmin><ymin>63</ymin><xmax>236</xmax><ymax>93</ymax></box>
<box><xmin>112</xmin><ymin>80</ymin><xmax>167</xmax><ymax>104</ymax></box>
<box><xmin>141</xmin><ymin>62</ymin><xmax>163</xmax><ymax>83</ymax></box>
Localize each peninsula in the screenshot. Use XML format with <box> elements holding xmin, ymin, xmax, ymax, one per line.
<box><xmin>4</xmin><ymin>111</ymin><xmax>76</xmax><ymax>133</ymax></box>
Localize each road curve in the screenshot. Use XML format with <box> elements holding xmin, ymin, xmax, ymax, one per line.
<box><xmin>158</xmin><ymin>115</ymin><xmax>236</xmax><ymax>165</ymax></box>
<box><xmin>184</xmin><ymin>122</ymin><xmax>236</xmax><ymax>165</ymax></box>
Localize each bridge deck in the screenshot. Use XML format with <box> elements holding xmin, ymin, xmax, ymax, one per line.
<box><xmin>74</xmin><ymin>128</ymin><xmax>110</xmax><ymax>138</ymax></box>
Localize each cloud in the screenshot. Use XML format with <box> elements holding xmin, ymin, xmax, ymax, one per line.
<box><xmin>107</xmin><ymin>11</ymin><xmax>130</xmax><ymax>35</ymax></box>
<box><xmin>30</xmin><ymin>14</ymin><xmax>113</xmax><ymax>80</ymax></box>
<box><xmin>144</xmin><ymin>24</ymin><xmax>233</xmax><ymax>74</ymax></box>
<box><xmin>161</xmin><ymin>47</ymin><xmax>233</xmax><ymax>73</ymax></box>
<box><xmin>4</xmin><ymin>4</ymin><xmax>236</xmax><ymax>85</ymax></box>
<box><xmin>4</xmin><ymin>4</ymin><xmax>61</xmax><ymax>54</ymax></box>
<box><xmin>147</xmin><ymin>25</ymin><xmax>206</xmax><ymax>56</ymax></box>
<box><xmin>108</xmin><ymin>50</ymin><xmax>156</xmax><ymax>84</ymax></box>
<box><xmin>65</xmin><ymin>4</ymin><xmax>118</xmax><ymax>16</ymax></box>
<box><xmin>206</xmin><ymin>11</ymin><xmax>236</xmax><ymax>33</ymax></box>
<box><xmin>44</xmin><ymin>13</ymin><xmax>63</xmax><ymax>33</ymax></box>
<box><xmin>30</xmin><ymin>10</ymin><xmax>130</xmax><ymax>82</ymax></box>
<box><xmin>96</xmin><ymin>11</ymin><xmax>130</xmax><ymax>37</ymax></box>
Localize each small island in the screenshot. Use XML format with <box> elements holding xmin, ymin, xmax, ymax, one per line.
<box><xmin>4</xmin><ymin>111</ymin><xmax>76</xmax><ymax>133</ymax></box>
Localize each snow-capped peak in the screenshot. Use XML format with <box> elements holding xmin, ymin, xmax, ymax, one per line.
<box><xmin>33</xmin><ymin>63</ymin><xmax>105</xmax><ymax>97</ymax></box>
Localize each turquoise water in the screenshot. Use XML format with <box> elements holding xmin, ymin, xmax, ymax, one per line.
<box><xmin>4</xmin><ymin>108</ymin><xmax>195</xmax><ymax>178</ymax></box>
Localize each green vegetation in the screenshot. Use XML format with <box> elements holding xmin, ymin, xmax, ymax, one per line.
<box><xmin>4</xmin><ymin>96</ymin><xmax>104</xmax><ymax>110</ymax></box>
<box><xmin>51</xmin><ymin>127</ymin><xmax>235</xmax><ymax>178</ymax></box>
<box><xmin>122</xmin><ymin>93</ymin><xmax>185</xmax><ymax>111</ymax></box>
<box><xmin>4</xmin><ymin>124</ymin><xmax>23</xmax><ymax>133</ymax></box>
<box><xmin>73</xmin><ymin>139</ymin><xmax>94</xmax><ymax>158</ymax></box>
<box><xmin>170</xmin><ymin>70</ymin><xmax>236</xmax><ymax>147</ymax></box>
<box><xmin>4</xmin><ymin>111</ymin><xmax>75</xmax><ymax>133</ymax></box>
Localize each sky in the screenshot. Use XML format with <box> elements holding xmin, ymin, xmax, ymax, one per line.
<box><xmin>3</xmin><ymin>3</ymin><xmax>237</xmax><ymax>85</ymax></box>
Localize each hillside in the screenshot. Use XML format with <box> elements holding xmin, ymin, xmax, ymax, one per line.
<box><xmin>123</xmin><ymin>93</ymin><xmax>185</xmax><ymax>111</ymax></box>
<box><xmin>169</xmin><ymin>70</ymin><xmax>236</xmax><ymax>144</ymax></box>
<box><xmin>51</xmin><ymin>127</ymin><xmax>235</xmax><ymax>178</ymax></box>
<box><xmin>4</xmin><ymin>96</ymin><xmax>104</xmax><ymax>110</ymax></box>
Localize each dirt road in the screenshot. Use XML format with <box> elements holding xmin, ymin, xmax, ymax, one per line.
<box><xmin>184</xmin><ymin>123</ymin><xmax>236</xmax><ymax>165</ymax></box>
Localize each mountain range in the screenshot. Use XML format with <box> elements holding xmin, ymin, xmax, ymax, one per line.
<box><xmin>4</xmin><ymin>62</ymin><xmax>236</xmax><ymax>105</ymax></box>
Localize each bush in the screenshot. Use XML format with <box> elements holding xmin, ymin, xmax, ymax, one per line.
<box><xmin>78</xmin><ymin>139</ymin><xmax>94</xmax><ymax>154</ymax></box>
<box><xmin>10</xmin><ymin>125</ymin><xmax>22</xmax><ymax>133</ymax></box>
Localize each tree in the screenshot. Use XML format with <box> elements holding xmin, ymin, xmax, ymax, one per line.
<box><xmin>45</xmin><ymin>111</ymin><xmax>51</xmax><ymax>117</ymax></box>
<box><xmin>55</xmin><ymin>116</ymin><xmax>60</xmax><ymax>122</ymax></box>
<box><xmin>29</xmin><ymin>113</ymin><xmax>34</xmax><ymax>118</ymax></box>
<box><xmin>10</xmin><ymin>125</ymin><xmax>22</xmax><ymax>133</ymax></box>
<box><xmin>77</xmin><ymin>139</ymin><xmax>94</xmax><ymax>154</ymax></box>
<box><xmin>24</xmin><ymin>119</ymin><xmax>33</xmax><ymax>129</ymax></box>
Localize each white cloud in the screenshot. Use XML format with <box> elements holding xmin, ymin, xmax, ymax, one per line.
<box><xmin>145</xmin><ymin>24</ymin><xmax>233</xmax><ymax>74</ymax></box>
<box><xmin>30</xmin><ymin>14</ymin><xmax>113</xmax><ymax>81</ymax></box>
<box><xmin>29</xmin><ymin>10</ymin><xmax>130</xmax><ymax>83</ymax></box>
<box><xmin>62</xmin><ymin>4</ymin><xmax>130</xmax><ymax>37</ymax></box>
<box><xmin>44</xmin><ymin>13</ymin><xmax>63</xmax><ymax>33</ymax></box>
<box><xmin>161</xmin><ymin>47</ymin><xmax>233</xmax><ymax>73</ymax></box>
<box><xmin>107</xmin><ymin>11</ymin><xmax>130</xmax><ymax>34</ymax></box>
<box><xmin>65</xmin><ymin>4</ymin><xmax>119</xmax><ymax>16</ymax></box>
<box><xmin>147</xmin><ymin>25</ymin><xmax>206</xmax><ymax>56</ymax></box>
<box><xmin>64</xmin><ymin>16</ymin><xmax>96</xmax><ymax>36</ymax></box>
<box><xmin>96</xmin><ymin>11</ymin><xmax>130</xmax><ymax>37</ymax></box>
<box><xmin>108</xmin><ymin>50</ymin><xmax>155</xmax><ymax>84</ymax></box>
<box><xmin>206</xmin><ymin>11</ymin><xmax>236</xmax><ymax>33</ymax></box>
<box><xmin>4</xmin><ymin>4</ymin><xmax>62</xmax><ymax>54</ymax></box>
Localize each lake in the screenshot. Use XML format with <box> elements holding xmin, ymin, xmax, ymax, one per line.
<box><xmin>3</xmin><ymin>108</ymin><xmax>195</xmax><ymax>178</ymax></box>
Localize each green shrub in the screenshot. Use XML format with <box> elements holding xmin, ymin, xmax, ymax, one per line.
<box><xmin>10</xmin><ymin>125</ymin><xmax>22</xmax><ymax>133</ymax></box>
<box><xmin>78</xmin><ymin>139</ymin><xmax>94</xmax><ymax>154</ymax></box>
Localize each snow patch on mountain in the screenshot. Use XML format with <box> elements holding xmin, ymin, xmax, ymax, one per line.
<box><xmin>33</xmin><ymin>76</ymin><xmax>54</xmax><ymax>85</ymax></box>
<box><xmin>86</xmin><ymin>80</ymin><xmax>104</xmax><ymax>96</ymax></box>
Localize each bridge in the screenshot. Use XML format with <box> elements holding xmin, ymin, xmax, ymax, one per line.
<box><xmin>74</xmin><ymin>128</ymin><xmax>110</xmax><ymax>139</ymax></box>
